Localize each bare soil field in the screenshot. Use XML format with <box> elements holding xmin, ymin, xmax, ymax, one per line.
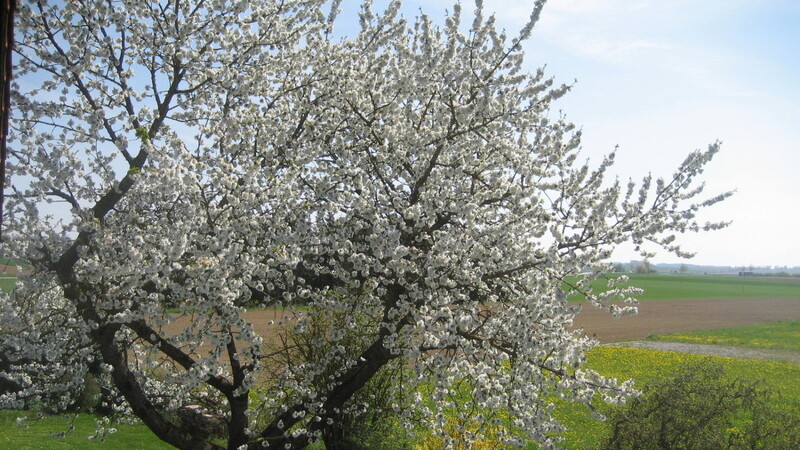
<box><xmin>572</xmin><ymin>297</ymin><xmax>800</xmax><ymax>343</ymax></box>
<box><xmin>158</xmin><ymin>298</ymin><xmax>800</xmax><ymax>360</ymax></box>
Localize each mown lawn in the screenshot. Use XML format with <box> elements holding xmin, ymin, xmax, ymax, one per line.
<box><xmin>568</xmin><ymin>273</ymin><xmax>800</xmax><ymax>301</ymax></box>
<box><xmin>647</xmin><ymin>320</ymin><xmax>800</xmax><ymax>351</ymax></box>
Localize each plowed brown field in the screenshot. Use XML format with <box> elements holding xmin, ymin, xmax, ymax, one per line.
<box><xmin>571</xmin><ymin>297</ymin><xmax>800</xmax><ymax>343</ymax></box>
<box><xmin>160</xmin><ymin>298</ymin><xmax>800</xmax><ymax>349</ymax></box>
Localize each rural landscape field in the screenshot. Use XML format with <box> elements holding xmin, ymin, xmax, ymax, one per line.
<box><xmin>2</xmin><ymin>273</ymin><xmax>799</xmax><ymax>448</ymax></box>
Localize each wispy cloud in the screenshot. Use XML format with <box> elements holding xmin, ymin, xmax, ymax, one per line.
<box><xmin>535</xmin><ymin>0</ymin><xmax>678</xmax><ymax>61</ymax></box>
<box><xmin>498</xmin><ymin>0</ymin><xmax>782</xmax><ymax>98</ymax></box>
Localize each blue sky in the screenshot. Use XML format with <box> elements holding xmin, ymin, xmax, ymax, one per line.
<box><xmin>384</xmin><ymin>0</ymin><xmax>800</xmax><ymax>267</ymax></box>
<box><xmin>17</xmin><ymin>1</ymin><xmax>797</xmax><ymax>268</ymax></box>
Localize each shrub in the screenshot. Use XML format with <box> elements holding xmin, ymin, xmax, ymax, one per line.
<box><xmin>263</xmin><ymin>307</ymin><xmax>418</xmax><ymax>449</ymax></box>
<box><xmin>600</xmin><ymin>360</ymin><xmax>800</xmax><ymax>449</ymax></box>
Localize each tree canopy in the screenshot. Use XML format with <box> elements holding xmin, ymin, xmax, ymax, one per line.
<box><xmin>0</xmin><ymin>0</ymin><xmax>729</xmax><ymax>448</ymax></box>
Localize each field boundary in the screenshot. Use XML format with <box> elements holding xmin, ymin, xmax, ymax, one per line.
<box><xmin>607</xmin><ymin>341</ymin><xmax>800</xmax><ymax>364</ymax></box>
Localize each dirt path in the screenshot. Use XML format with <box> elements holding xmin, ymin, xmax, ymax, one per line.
<box><xmin>606</xmin><ymin>341</ymin><xmax>800</xmax><ymax>364</ymax></box>
<box><xmin>571</xmin><ymin>297</ymin><xmax>800</xmax><ymax>343</ymax></box>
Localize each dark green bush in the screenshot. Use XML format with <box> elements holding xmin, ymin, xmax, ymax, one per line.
<box><xmin>600</xmin><ymin>360</ymin><xmax>800</xmax><ymax>449</ymax></box>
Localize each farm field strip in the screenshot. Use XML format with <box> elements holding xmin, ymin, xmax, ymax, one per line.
<box><xmin>572</xmin><ymin>297</ymin><xmax>800</xmax><ymax>343</ymax></box>
<box><xmin>610</xmin><ymin>340</ymin><xmax>800</xmax><ymax>364</ymax></box>
<box><xmin>4</xmin><ymin>273</ymin><xmax>799</xmax><ymax>301</ymax></box>
<box><xmin>569</xmin><ymin>274</ymin><xmax>800</xmax><ymax>301</ymax></box>
<box><xmin>646</xmin><ymin>320</ymin><xmax>800</xmax><ymax>351</ymax></box>
<box><xmin>0</xmin><ymin>277</ymin><xmax>16</xmax><ymax>293</ymax></box>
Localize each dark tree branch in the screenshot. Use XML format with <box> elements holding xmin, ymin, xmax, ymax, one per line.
<box><xmin>0</xmin><ymin>0</ymin><xmax>15</xmax><ymax>239</ymax></box>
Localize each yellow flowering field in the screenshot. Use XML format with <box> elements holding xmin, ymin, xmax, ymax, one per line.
<box><xmin>415</xmin><ymin>345</ymin><xmax>800</xmax><ymax>449</ymax></box>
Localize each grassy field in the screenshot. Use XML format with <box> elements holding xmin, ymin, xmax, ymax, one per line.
<box><xmin>3</xmin><ymin>346</ymin><xmax>799</xmax><ymax>449</ymax></box>
<box><xmin>4</xmin><ymin>273</ymin><xmax>799</xmax><ymax>300</ymax></box>
<box><xmin>2</xmin><ymin>274</ymin><xmax>799</xmax><ymax>447</ymax></box>
<box><xmin>647</xmin><ymin>320</ymin><xmax>800</xmax><ymax>351</ymax></box>
<box><xmin>554</xmin><ymin>346</ymin><xmax>800</xmax><ymax>449</ymax></box>
<box><xmin>569</xmin><ymin>273</ymin><xmax>800</xmax><ymax>301</ymax></box>
<box><xmin>0</xmin><ymin>277</ymin><xmax>16</xmax><ymax>293</ymax></box>
<box><xmin>0</xmin><ymin>410</ymin><xmax>170</xmax><ymax>449</ymax></box>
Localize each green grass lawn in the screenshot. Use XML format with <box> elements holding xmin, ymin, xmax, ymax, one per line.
<box><xmin>0</xmin><ymin>410</ymin><xmax>170</xmax><ymax>449</ymax></box>
<box><xmin>647</xmin><ymin>320</ymin><xmax>800</xmax><ymax>351</ymax></box>
<box><xmin>568</xmin><ymin>273</ymin><xmax>800</xmax><ymax>301</ymax></box>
